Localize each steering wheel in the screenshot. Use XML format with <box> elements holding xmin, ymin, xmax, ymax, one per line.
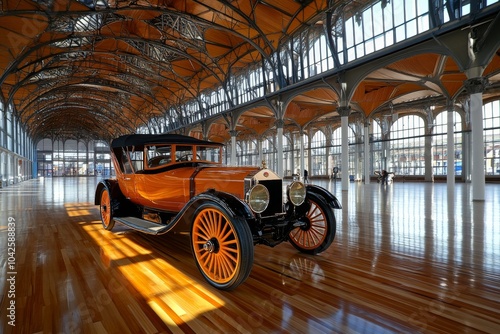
<box><xmin>148</xmin><ymin>155</ymin><xmax>170</xmax><ymax>167</ymax></box>
<box><xmin>179</xmin><ymin>153</ymin><xmax>192</xmax><ymax>161</ymax></box>
<box><xmin>179</xmin><ymin>153</ymin><xmax>202</xmax><ymax>162</ymax></box>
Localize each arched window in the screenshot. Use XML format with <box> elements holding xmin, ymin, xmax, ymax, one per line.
<box><xmin>237</xmin><ymin>139</ymin><xmax>258</xmax><ymax>166</ymax></box>
<box><xmin>371</xmin><ymin>120</ymin><xmax>384</xmax><ymax>172</ymax></box>
<box><xmin>390</xmin><ymin>115</ymin><xmax>425</xmax><ymax>175</ymax></box>
<box><xmin>331</xmin><ymin>126</ymin><xmax>356</xmax><ymax>175</ymax></box>
<box><xmin>262</xmin><ymin>137</ymin><xmax>275</xmax><ymax>171</ymax></box>
<box><xmin>311</xmin><ymin>130</ymin><xmax>326</xmax><ymax>176</ymax></box>
<box><xmin>292</xmin><ymin>132</ymin><xmax>309</xmax><ymax>176</ymax></box>
<box><xmin>433</xmin><ymin>111</ymin><xmax>463</xmax><ymax>176</ymax></box>
<box><xmin>484</xmin><ymin>100</ymin><xmax>500</xmax><ymax>175</ymax></box>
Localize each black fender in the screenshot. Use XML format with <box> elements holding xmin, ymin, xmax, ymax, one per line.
<box><xmin>173</xmin><ymin>189</ymin><xmax>257</xmax><ymax>233</ymax></box>
<box><xmin>184</xmin><ymin>189</ymin><xmax>255</xmax><ymax>222</ymax></box>
<box><xmin>95</xmin><ymin>179</ymin><xmax>120</xmax><ymax>205</ymax></box>
<box><xmin>95</xmin><ymin>179</ymin><xmax>138</xmax><ymax>218</ymax></box>
<box><xmin>305</xmin><ymin>184</ymin><xmax>342</xmax><ymax>209</ymax></box>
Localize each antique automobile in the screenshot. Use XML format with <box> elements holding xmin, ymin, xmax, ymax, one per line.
<box><xmin>95</xmin><ymin>134</ymin><xmax>341</xmax><ymax>290</ymax></box>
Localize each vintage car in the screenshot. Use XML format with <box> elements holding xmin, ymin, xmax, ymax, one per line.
<box><xmin>95</xmin><ymin>134</ymin><xmax>341</xmax><ymax>290</ymax></box>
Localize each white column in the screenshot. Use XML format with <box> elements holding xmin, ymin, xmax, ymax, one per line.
<box><xmin>364</xmin><ymin>122</ymin><xmax>370</xmax><ymax>184</ymax></box>
<box><xmin>338</xmin><ymin>106</ymin><xmax>350</xmax><ymax>191</ymax></box>
<box><xmin>299</xmin><ymin>131</ymin><xmax>305</xmax><ymax>181</ymax></box>
<box><xmin>424</xmin><ymin>135</ymin><xmax>434</xmax><ymax>182</ymax></box>
<box><xmin>465</xmin><ymin>77</ymin><xmax>487</xmax><ymax>201</ymax></box>
<box><xmin>325</xmin><ymin>135</ymin><xmax>331</xmax><ymax>179</ymax></box>
<box><xmin>277</xmin><ymin>125</ymin><xmax>284</xmax><ymax>177</ymax></box>
<box><xmin>341</xmin><ymin>115</ymin><xmax>349</xmax><ymax>190</ymax></box>
<box><xmin>470</xmin><ymin>93</ymin><xmax>485</xmax><ymax>200</ymax></box>
<box><xmin>447</xmin><ymin>107</ymin><xmax>455</xmax><ymax>189</ymax></box>
<box><xmin>230</xmin><ymin>130</ymin><xmax>237</xmax><ymax>166</ymax></box>
<box><xmin>258</xmin><ymin>137</ymin><xmax>263</xmax><ymax>166</ymax></box>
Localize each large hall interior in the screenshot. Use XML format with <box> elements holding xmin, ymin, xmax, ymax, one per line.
<box><xmin>1</xmin><ymin>0</ymin><xmax>500</xmax><ymax>333</ymax></box>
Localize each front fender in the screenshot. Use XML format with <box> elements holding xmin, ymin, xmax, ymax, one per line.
<box><xmin>184</xmin><ymin>189</ymin><xmax>255</xmax><ymax>221</ymax></box>
<box><xmin>172</xmin><ymin>189</ymin><xmax>256</xmax><ymax>233</ymax></box>
<box><xmin>305</xmin><ymin>184</ymin><xmax>342</xmax><ymax>209</ymax></box>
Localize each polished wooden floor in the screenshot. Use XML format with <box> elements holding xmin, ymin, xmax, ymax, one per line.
<box><xmin>1</xmin><ymin>177</ymin><xmax>499</xmax><ymax>333</ymax></box>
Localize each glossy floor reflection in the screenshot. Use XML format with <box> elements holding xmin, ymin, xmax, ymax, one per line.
<box><xmin>0</xmin><ymin>177</ymin><xmax>499</xmax><ymax>333</ymax></box>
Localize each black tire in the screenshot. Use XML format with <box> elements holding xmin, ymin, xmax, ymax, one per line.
<box><xmin>99</xmin><ymin>187</ymin><xmax>115</xmax><ymax>231</ymax></box>
<box><xmin>288</xmin><ymin>192</ymin><xmax>336</xmax><ymax>255</ymax></box>
<box><xmin>191</xmin><ymin>203</ymin><xmax>254</xmax><ymax>290</ymax></box>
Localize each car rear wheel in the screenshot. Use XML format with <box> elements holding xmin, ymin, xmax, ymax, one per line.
<box><xmin>99</xmin><ymin>188</ymin><xmax>115</xmax><ymax>231</ymax></box>
<box><xmin>289</xmin><ymin>193</ymin><xmax>336</xmax><ymax>255</ymax></box>
<box><xmin>191</xmin><ymin>203</ymin><xmax>254</xmax><ymax>290</ymax></box>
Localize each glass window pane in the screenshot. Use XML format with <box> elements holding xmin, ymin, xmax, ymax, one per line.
<box><xmin>395</xmin><ymin>25</ymin><xmax>406</xmax><ymax>42</ymax></box>
<box><xmin>406</xmin><ymin>0</ymin><xmax>416</xmax><ymax>19</ymax></box>
<box><xmin>383</xmin><ymin>2</ymin><xmax>394</xmax><ymax>30</ymax></box>
<box><xmin>418</xmin><ymin>14</ymin><xmax>430</xmax><ymax>33</ymax></box>
<box><xmin>373</xmin><ymin>5</ymin><xmax>384</xmax><ymax>36</ymax></box>
<box><xmin>345</xmin><ymin>18</ymin><xmax>354</xmax><ymax>48</ymax></box>
<box><xmin>417</xmin><ymin>0</ymin><xmax>429</xmax><ymax>15</ymax></box>
<box><xmin>393</xmin><ymin>0</ymin><xmax>405</xmax><ymax>26</ymax></box>
<box><xmin>406</xmin><ymin>19</ymin><xmax>418</xmax><ymax>38</ymax></box>
<box><xmin>363</xmin><ymin>8</ymin><xmax>373</xmax><ymax>39</ymax></box>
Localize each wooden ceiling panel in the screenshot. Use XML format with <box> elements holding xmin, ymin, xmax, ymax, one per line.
<box><xmin>483</xmin><ymin>50</ymin><xmax>500</xmax><ymax>77</ymax></box>
<box><xmin>388</xmin><ymin>54</ymin><xmax>440</xmax><ymax>77</ymax></box>
<box><xmin>101</xmin><ymin>20</ymin><xmax>162</xmax><ymax>40</ymax></box>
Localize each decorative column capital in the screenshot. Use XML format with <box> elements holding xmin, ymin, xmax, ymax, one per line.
<box><xmin>337</xmin><ymin>106</ymin><xmax>351</xmax><ymax>117</ymax></box>
<box><xmin>464</xmin><ymin>77</ymin><xmax>488</xmax><ymax>94</ymax></box>
<box><xmin>228</xmin><ymin>130</ymin><xmax>238</xmax><ymax>137</ymax></box>
<box><xmin>274</xmin><ymin>119</ymin><xmax>285</xmax><ymax>128</ymax></box>
<box><xmin>446</xmin><ymin>99</ymin><xmax>455</xmax><ymax>111</ymax></box>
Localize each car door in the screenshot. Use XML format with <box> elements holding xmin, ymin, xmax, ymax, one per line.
<box><xmin>116</xmin><ymin>149</ymin><xmax>140</xmax><ymax>202</ymax></box>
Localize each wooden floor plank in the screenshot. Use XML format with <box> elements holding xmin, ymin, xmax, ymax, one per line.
<box><xmin>0</xmin><ymin>177</ymin><xmax>499</xmax><ymax>333</ymax></box>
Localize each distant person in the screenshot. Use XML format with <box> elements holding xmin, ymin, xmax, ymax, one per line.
<box><xmin>304</xmin><ymin>169</ymin><xmax>308</xmax><ymax>183</ymax></box>
<box><xmin>381</xmin><ymin>170</ymin><xmax>388</xmax><ymax>185</ymax></box>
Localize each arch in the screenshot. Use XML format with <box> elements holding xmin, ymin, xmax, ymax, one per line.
<box><xmin>433</xmin><ymin>110</ymin><xmax>464</xmax><ymax>176</ymax></box>
<box><xmin>390</xmin><ymin>115</ymin><xmax>426</xmax><ymax>175</ymax></box>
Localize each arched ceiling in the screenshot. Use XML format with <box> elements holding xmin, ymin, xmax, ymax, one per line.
<box><xmin>2</xmin><ymin>0</ymin><xmax>357</xmax><ymax>141</ymax></box>
<box><xmin>1</xmin><ymin>0</ymin><xmax>499</xmax><ymax>143</ymax></box>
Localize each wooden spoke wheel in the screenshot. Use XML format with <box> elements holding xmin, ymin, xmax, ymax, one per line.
<box><xmin>191</xmin><ymin>203</ymin><xmax>253</xmax><ymax>290</ymax></box>
<box><xmin>289</xmin><ymin>193</ymin><xmax>336</xmax><ymax>255</ymax></box>
<box><xmin>100</xmin><ymin>188</ymin><xmax>115</xmax><ymax>231</ymax></box>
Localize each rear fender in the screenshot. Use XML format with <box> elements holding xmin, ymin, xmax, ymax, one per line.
<box><xmin>305</xmin><ymin>184</ymin><xmax>342</xmax><ymax>209</ymax></box>
<box><xmin>95</xmin><ymin>179</ymin><xmax>121</xmax><ymax>205</ymax></box>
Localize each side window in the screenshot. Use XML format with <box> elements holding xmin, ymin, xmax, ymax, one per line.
<box><xmin>176</xmin><ymin>145</ymin><xmax>195</xmax><ymax>161</ymax></box>
<box><xmin>147</xmin><ymin>145</ymin><xmax>172</xmax><ymax>168</ymax></box>
<box><xmin>129</xmin><ymin>151</ymin><xmax>144</xmax><ymax>172</ymax></box>
<box><xmin>197</xmin><ymin>145</ymin><xmax>221</xmax><ymax>163</ymax></box>
<box><xmin>121</xmin><ymin>150</ymin><xmax>134</xmax><ymax>174</ymax></box>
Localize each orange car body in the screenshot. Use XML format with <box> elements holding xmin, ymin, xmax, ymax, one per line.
<box><xmin>119</xmin><ymin>166</ymin><xmax>260</xmax><ymax>212</ymax></box>
<box><xmin>95</xmin><ymin>133</ymin><xmax>340</xmax><ymax>290</ymax></box>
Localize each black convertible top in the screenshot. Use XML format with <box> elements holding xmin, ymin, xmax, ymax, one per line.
<box><xmin>111</xmin><ymin>134</ymin><xmax>221</xmax><ymax>149</ymax></box>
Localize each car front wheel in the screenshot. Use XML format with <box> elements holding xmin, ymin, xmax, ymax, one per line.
<box><xmin>288</xmin><ymin>192</ymin><xmax>336</xmax><ymax>255</ymax></box>
<box><xmin>191</xmin><ymin>203</ymin><xmax>254</xmax><ymax>290</ymax></box>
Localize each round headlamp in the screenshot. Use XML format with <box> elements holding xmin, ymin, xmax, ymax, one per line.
<box><xmin>288</xmin><ymin>181</ymin><xmax>306</xmax><ymax>206</ymax></box>
<box><xmin>247</xmin><ymin>184</ymin><xmax>270</xmax><ymax>213</ymax></box>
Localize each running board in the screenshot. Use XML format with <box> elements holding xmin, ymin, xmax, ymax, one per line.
<box><xmin>114</xmin><ymin>217</ymin><xmax>171</xmax><ymax>235</ymax></box>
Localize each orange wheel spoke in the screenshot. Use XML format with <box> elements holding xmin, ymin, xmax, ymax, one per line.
<box><xmin>219</xmin><ymin>225</ymin><xmax>232</xmax><ymax>242</ymax></box>
<box><xmin>196</xmin><ymin>224</ymin><xmax>210</xmax><ymax>240</ymax></box>
<box><xmin>220</xmin><ymin>249</ymin><xmax>238</xmax><ymax>265</ymax></box>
